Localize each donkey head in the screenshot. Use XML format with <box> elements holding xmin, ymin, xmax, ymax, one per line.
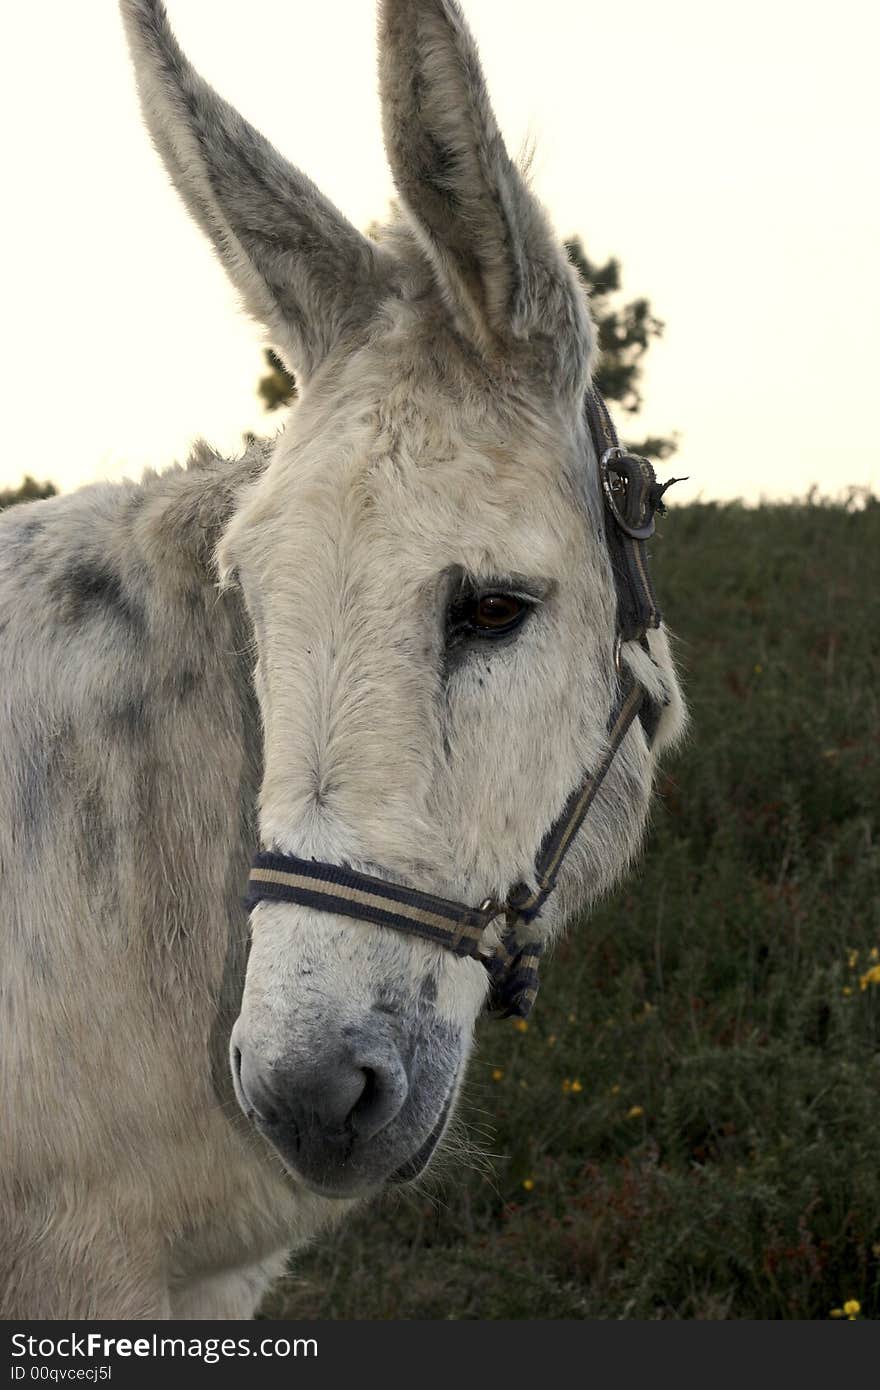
<box><xmin>122</xmin><ymin>0</ymin><xmax>685</xmax><ymax>1199</ymax></box>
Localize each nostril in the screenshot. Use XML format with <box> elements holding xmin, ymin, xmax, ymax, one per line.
<box><xmin>352</xmin><ymin>1067</ymin><xmax>378</xmax><ymax>1118</ymax></box>
<box><xmin>348</xmin><ymin>1058</ymin><xmax>407</xmax><ymax>1142</ymax></box>
<box><xmin>232</xmin><ymin>1038</ymin><xmax>407</xmax><ymax>1161</ymax></box>
<box><xmin>231</xmin><ymin>1044</ymin><xmax>251</xmax><ymax>1115</ymax></box>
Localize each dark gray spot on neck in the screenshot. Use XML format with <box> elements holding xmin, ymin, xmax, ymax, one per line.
<box><xmin>106</xmin><ymin>694</ymin><xmax>150</xmax><ymax>741</ymax></box>
<box><xmin>74</xmin><ymin>783</ymin><xmax>117</xmax><ymax>888</ymax></box>
<box><xmin>51</xmin><ymin>561</ymin><xmax>145</xmax><ymax>635</ymax></box>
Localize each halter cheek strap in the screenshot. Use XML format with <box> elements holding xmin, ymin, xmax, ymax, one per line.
<box><xmin>245</xmin><ymin>391</ymin><xmax>681</xmax><ymax>1019</ymax></box>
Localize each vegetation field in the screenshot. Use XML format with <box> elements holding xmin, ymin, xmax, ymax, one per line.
<box><xmin>264</xmin><ymin>493</ymin><xmax>880</xmax><ymax>1321</ymax></box>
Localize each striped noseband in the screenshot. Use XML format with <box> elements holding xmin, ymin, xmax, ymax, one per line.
<box><xmin>246</xmin><ymin>391</ymin><xmax>682</xmax><ymax>1019</ymax></box>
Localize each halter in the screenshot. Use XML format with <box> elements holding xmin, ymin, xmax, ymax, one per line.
<box><xmin>245</xmin><ymin>391</ymin><xmax>681</xmax><ymax>1019</ymax></box>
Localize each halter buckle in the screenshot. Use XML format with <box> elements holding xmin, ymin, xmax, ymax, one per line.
<box><xmin>600</xmin><ymin>447</ymin><xmax>657</xmax><ymax>541</ymax></box>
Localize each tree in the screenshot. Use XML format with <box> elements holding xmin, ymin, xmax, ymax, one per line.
<box><xmin>257</xmin><ymin>349</ymin><xmax>297</xmax><ymax>413</ymax></box>
<box><xmin>256</xmin><ymin>235</ymin><xmax>676</xmax><ymax>460</ymax></box>
<box><xmin>0</xmin><ymin>476</ymin><xmax>57</xmax><ymax>512</ymax></box>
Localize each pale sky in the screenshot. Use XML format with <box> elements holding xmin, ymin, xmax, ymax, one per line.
<box><xmin>2</xmin><ymin>0</ymin><xmax>878</xmax><ymax>502</ymax></box>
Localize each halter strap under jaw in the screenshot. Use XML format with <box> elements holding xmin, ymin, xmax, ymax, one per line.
<box><xmin>245</xmin><ymin>390</ymin><xmax>678</xmax><ymax>1019</ymax></box>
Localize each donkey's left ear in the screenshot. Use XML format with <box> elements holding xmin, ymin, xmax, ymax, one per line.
<box><xmin>379</xmin><ymin>0</ymin><xmax>592</xmax><ymax>396</ymax></box>
<box><xmin>121</xmin><ymin>0</ymin><xmax>390</xmax><ymax>383</ymax></box>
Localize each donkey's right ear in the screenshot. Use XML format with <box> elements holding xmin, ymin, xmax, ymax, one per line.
<box><xmin>120</xmin><ymin>0</ymin><xmax>389</xmax><ymax>383</ymax></box>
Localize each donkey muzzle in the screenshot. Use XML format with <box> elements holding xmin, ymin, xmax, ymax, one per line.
<box><xmin>231</xmin><ymin>1026</ymin><xmax>410</xmax><ymax>1195</ymax></box>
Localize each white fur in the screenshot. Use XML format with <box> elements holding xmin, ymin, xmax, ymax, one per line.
<box><xmin>0</xmin><ymin>0</ymin><xmax>686</xmax><ymax>1319</ymax></box>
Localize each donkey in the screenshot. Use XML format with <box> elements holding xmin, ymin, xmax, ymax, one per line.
<box><xmin>0</xmin><ymin>0</ymin><xmax>686</xmax><ymax>1320</ymax></box>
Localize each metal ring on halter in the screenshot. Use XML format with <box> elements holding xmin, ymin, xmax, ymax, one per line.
<box><xmin>477</xmin><ymin>898</ymin><xmax>507</xmax><ymax>963</ymax></box>
<box><xmin>600</xmin><ymin>445</ymin><xmax>627</xmax><ymax>464</ymax></box>
<box><xmin>600</xmin><ymin>445</ymin><xmax>657</xmax><ymax>541</ymax></box>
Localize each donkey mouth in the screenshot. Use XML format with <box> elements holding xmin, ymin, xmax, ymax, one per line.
<box><xmin>389</xmin><ymin>1087</ymin><xmax>456</xmax><ymax>1185</ymax></box>
<box><xmin>284</xmin><ymin>1082</ymin><xmax>457</xmax><ymax>1199</ymax></box>
<box><xmin>284</xmin><ymin>1087</ymin><xmax>456</xmax><ymax>1199</ymax></box>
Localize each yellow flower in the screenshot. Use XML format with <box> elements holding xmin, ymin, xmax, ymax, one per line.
<box><xmin>871</xmin><ymin>947</ymin><xmax>879</xmax><ymax>962</ymax></box>
<box><xmin>842</xmin><ymin>986</ymin><xmax>853</xmax><ymax>996</ymax></box>
<box><xmin>514</xmin><ymin>1019</ymin><xmax>529</xmax><ymax>1034</ymax></box>
<box><xmin>754</xmin><ymin>663</ymin><xmax>763</xmax><ymax>674</ymax></box>
<box><xmin>843</xmin><ymin>1299</ymin><xmax>861</xmax><ymax>1318</ymax></box>
<box><xmin>626</xmin><ymin>1105</ymin><xmax>644</xmax><ymax>1120</ymax></box>
<box><xmin>829</xmin><ymin>1308</ymin><xmax>844</xmax><ymax>1319</ymax></box>
<box><xmin>522</xmin><ymin>1178</ymin><xmax>535</xmax><ymax>1192</ymax></box>
<box><xmin>571</xmin><ymin>1079</ymin><xmax>583</xmax><ymax>1093</ymax></box>
<box><xmin>859</xmin><ymin>965</ymin><xmax>880</xmax><ymax>991</ymax></box>
<box><xmin>848</xmin><ymin>950</ymin><xmax>859</xmax><ymax>969</ymax></box>
<box><xmin>491</xmin><ymin>1067</ymin><xmax>504</xmax><ymax>1082</ymax></box>
<box><xmin>610</xmin><ymin>1084</ymin><xmax>621</xmax><ymax>1095</ymax></box>
<box><xmin>562</xmin><ymin>1078</ymin><xmax>572</xmax><ymax>1093</ymax></box>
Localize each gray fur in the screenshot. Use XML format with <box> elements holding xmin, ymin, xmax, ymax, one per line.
<box><xmin>379</xmin><ymin>0</ymin><xmax>593</xmax><ymax>393</ymax></box>
<box><xmin>119</xmin><ymin>0</ymin><xmax>392</xmax><ymax>381</ymax></box>
<box><xmin>0</xmin><ymin>0</ymin><xmax>686</xmax><ymax>1319</ymax></box>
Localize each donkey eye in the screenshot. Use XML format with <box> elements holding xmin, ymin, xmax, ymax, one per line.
<box><xmin>445</xmin><ymin>576</ymin><xmax>538</xmax><ymax>654</ymax></box>
<box><xmin>469</xmin><ymin>593</ymin><xmax>529</xmax><ymax>635</ymax></box>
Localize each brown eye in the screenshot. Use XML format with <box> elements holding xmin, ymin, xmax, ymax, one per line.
<box><xmin>471</xmin><ymin>593</ymin><xmax>527</xmax><ymax>632</ymax></box>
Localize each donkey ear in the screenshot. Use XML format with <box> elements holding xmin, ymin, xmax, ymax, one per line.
<box><xmin>121</xmin><ymin>0</ymin><xmax>388</xmax><ymax>382</ymax></box>
<box><xmin>379</xmin><ymin>0</ymin><xmax>591</xmax><ymax>394</ymax></box>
